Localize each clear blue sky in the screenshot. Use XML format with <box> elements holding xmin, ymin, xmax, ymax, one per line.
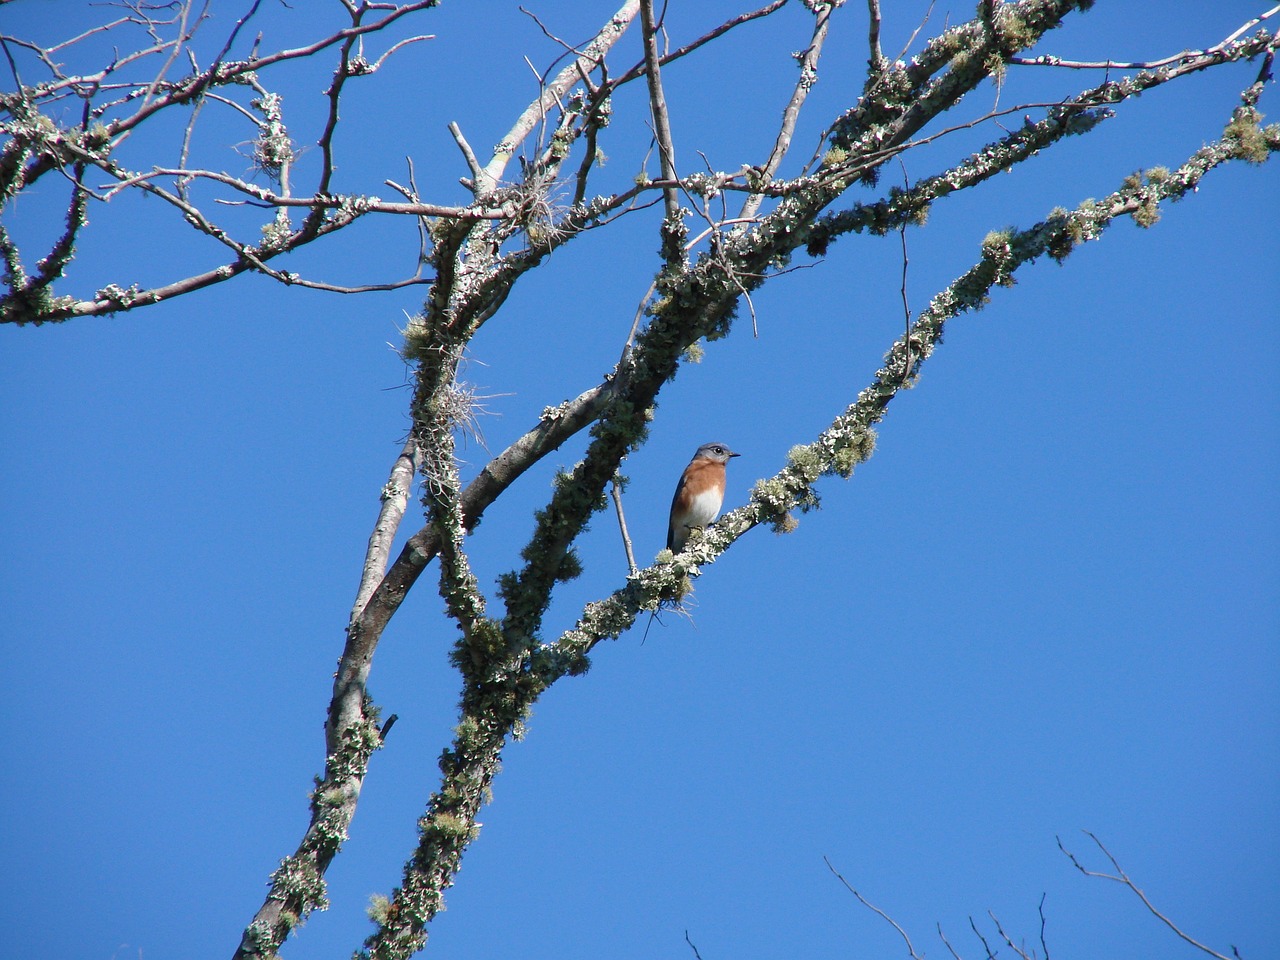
<box><xmin>2</xmin><ymin>2</ymin><xmax>1276</xmax><ymax>959</ymax></box>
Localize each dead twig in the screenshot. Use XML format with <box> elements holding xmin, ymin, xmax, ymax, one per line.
<box><xmin>825</xmin><ymin>856</ymin><xmax>924</xmax><ymax>960</ymax></box>
<box><xmin>1058</xmin><ymin>832</ymin><xmax>1236</xmax><ymax>960</ymax></box>
<box><xmin>611</xmin><ymin>475</ymin><xmax>638</xmax><ymax>575</ymax></box>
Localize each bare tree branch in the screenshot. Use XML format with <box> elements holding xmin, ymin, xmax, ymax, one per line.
<box><xmin>825</xmin><ymin>856</ymin><xmax>925</xmax><ymax>960</ymax></box>
<box><xmin>1058</xmin><ymin>832</ymin><xmax>1238</xmax><ymax>960</ymax></box>
<box><xmin>867</xmin><ymin>0</ymin><xmax>885</xmax><ymax>72</ymax></box>
<box><xmin>737</xmin><ymin>0</ymin><xmax>835</xmax><ymax>221</ymax></box>
<box><xmin>350</xmin><ymin>438</ymin><xmax>422</xmax><ymax>622</ymax></box>
<box><xmin>808</xmin><ymin>28</ymin><xmax>1277</xmax><ymax>254</ymax></box>
<box><xmin>479</xmin><ymin>0</ymin><xmax>642</xmax><ymax>194</ymax></box>
<box><xmin>639</xmin><ymin>0</ymin><xmax>681</xmax><ymax>221</ymax></box>
<box><xmin>611</xmin><ymin>476</ymin><xmax>639</xmax><ymax>576</ymax></box>
<box><xmin>1010</xmin><ymin>4</ymin><xmax>1280</xmax><ymax>68</ymax></box>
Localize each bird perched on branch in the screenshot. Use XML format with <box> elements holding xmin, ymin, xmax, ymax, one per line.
<box><xmin>667</xmin><ymin>442</ymin><xmax>740</xmax><ymax>553</ymax></box>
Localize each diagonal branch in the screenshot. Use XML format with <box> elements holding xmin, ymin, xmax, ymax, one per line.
<box><xmin>738</xmin><ymin>1</ymin><xmax>836</xmax><ymax>221</ymax></box>
<box><xmin>475</xmin><ymin>0</ymin><xmax>1097</xmax><ymax>704</ymax></box>
<box><xmin>233</xmin><ymin>378</ymin><xmax>611</xmax><ymax>959</ymax></box>
<box><xmin>1011</xmin><ymin>3</ymin><xmax>1280</xmax><ymax>69</ymax></box>
<box><xmin>807</xmin><ymin>27</ymin><xmax>1278</xmax><ymax>254</ymax></box>
<box><xmin>479</xmin><ymin>0</ymin><xmax>641</xmax><ymax>194</ymax></box>
<box><xmin>350</xmin><ymin>438</ymin><xmax>421</xmax><ymax>623</ymax></box>
<box><xmin>825</xmin><ymin>856</ymin><xmax>925</xmax><ymax>960</ymax></box>
<box><xmin>1058</xmin><ymin>832</ymin><xmax>1237</xmax><ymax>960</ymax></box>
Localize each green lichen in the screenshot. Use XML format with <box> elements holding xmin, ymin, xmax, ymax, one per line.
<box><xmin>270</xmin><ymin>854</ymin><xmax>329</xmax><ymax>914</ymax></box>
<box><xmin>822</xmin><ymin>145</ymin><xmax>849</xmax><ymax>168</ymax></box>
<box><xmin>1223</xmin><ymin>106</ymin><xmax>1270</xmax><ymax>164</ymax></box>
<box><xmin>1131</xmin><ymin>195</ymin><xmax>1161</xmax><ymax>228</ymax></box>
<box><xmin>981</xmin><ymin>229</ymin><xmax>1013</xmax><ymax>259</ymax></box>
<box><xmin>366</xmin><ymin>894</ymin><xmax>392</xmax><ymax>925</ymax></box>
<box><xmin>786</xmin><ymin>444</ymin><xmax>825</xmax><ymax>483</ymax></box>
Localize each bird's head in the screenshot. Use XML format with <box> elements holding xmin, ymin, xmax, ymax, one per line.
<box><xmin>694</xmin><ymin>442</ymin><xmax>740</xmax><ymax>464</ymax></box>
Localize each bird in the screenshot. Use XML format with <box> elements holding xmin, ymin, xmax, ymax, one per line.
<box><xmin>667</xmin><ymin>442</ymin><xmax>740</xmax><ymax>553</ymax></box>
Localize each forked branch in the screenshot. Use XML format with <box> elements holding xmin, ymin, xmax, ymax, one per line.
<box><xmin>1058</xmin><ymin>832</ymin><xmax>1239</xmax><ymax>960</ymax></box>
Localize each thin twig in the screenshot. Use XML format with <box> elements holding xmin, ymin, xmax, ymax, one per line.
<box><xmin>611</xmin><ymin>477</ymin><xmax>639</xmax><ymax>575</ymax></box>
<box><xmin>110</xmin><ymin>0</ymin><xmax>206</xmax><ymax>151</ymax></box>
<box><xmin>479</xmin><ymin>0</ymin><xmax>641</xmax><ymax>193</ymax></box>
<box><xmin>366</xmin><ymin>33</ymin><xmax>433</xmax><ymax>72</ymax></box>
<box><xmin>891</xmin><ymin>0</ymin><xmax>936</xmax><ymax>66</ymax></box>
<box><xmin>824</xmin><ymin>856</ymin><xmax>924</xmax><ymax>960</ymax></box>
<box><xmin>570</xmin><ymin>56</ymin><xmax>607</xmax><ymax>194</ymax></box>
<box><xmin>937</xmin><ymin>922</ymin><xmax>965</xmax><ymax>960</ymax></box>
<box><xmin>988</xmin><ymin>910</ymin><xmax>1033</xmax><ymax>960</ymax></box>
<box><xmin>99</xmin><ymin>164</ymin><xmax>493</xmax><ymax>217</ymax></box>
<box><xmin>385</xmin><ymin>156</ymin><xmax>433</xmax><ymax>275</ymax></box>
<box><xmin>1038</xmin><ymin>892</ymin><xmax>1050</xmax><ymax>960</ymax></box>
<box><xmin>520</xmin><ymin>5</ymin><xmax>590</xmax><ymax>60</ymax></box>
<box><xmin>1057</xmin><ymin>833</ymin><xmax>1236</xmax><ymax>960</ymax></box>
<box><xmin>448</xmin><ymin>121</ymin><xmax>485</xmax><ymax>185</ymax></box>
<box><xmin>896</xmin><ymin>159</ymin><xmax>912</xmax><ymax>384</ymax></box>
<box><xmin>311</xmin><ymin>7</ymin><xmax>363</xmax><ymax>212</ymax></box>
<box><xmin>1011</xmin><ymin>5</ymin><xmax>1280</xmax><ymax>69</ymax></box>
<box><xmin>738</xmin><ymin>1</ymin><xmax>834</xmax><ymax>221</ymax></box>
<box><xmin>608</xmin><ymin>0</ymin><xmax>787</xmax><ymax>90</ymax></box>
<box><xmin>1220</xmin><ymin>3</ymin><xmax>1280</xmax><ymax>45</ymax></box>
<box><xmin>969</xmin><ymin>916</ymin><xmax>998</xmax><ymax>960</ymax></box>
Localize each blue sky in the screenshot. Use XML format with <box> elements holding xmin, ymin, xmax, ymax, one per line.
<box><xmin>2</xmin><ymin>2</ymin><xmax>1277</xmax><ymax>959</ymax></box>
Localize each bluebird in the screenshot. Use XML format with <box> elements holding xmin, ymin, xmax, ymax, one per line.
<box><xmin>667</xmin><ymin>442</ymin><xmax>740</xmax><ymax>553</ymax></box>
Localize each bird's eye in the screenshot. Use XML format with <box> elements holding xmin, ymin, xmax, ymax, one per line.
<box><xmin>712</xmin><ymin>445</ymin><xmax>724</xmax><ymax>454</ymax></box>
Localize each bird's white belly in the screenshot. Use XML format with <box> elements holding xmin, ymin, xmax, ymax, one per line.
<box><xmin>686</xmin><ymin>487</ymin><xmax>723</xmax><ymax>526</ymax></box>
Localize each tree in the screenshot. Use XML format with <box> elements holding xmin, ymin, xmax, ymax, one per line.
<box><xmin>2</xmin><ymin>2</ymin><xmax>1275</xmax><ymax>959</ymax></box>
